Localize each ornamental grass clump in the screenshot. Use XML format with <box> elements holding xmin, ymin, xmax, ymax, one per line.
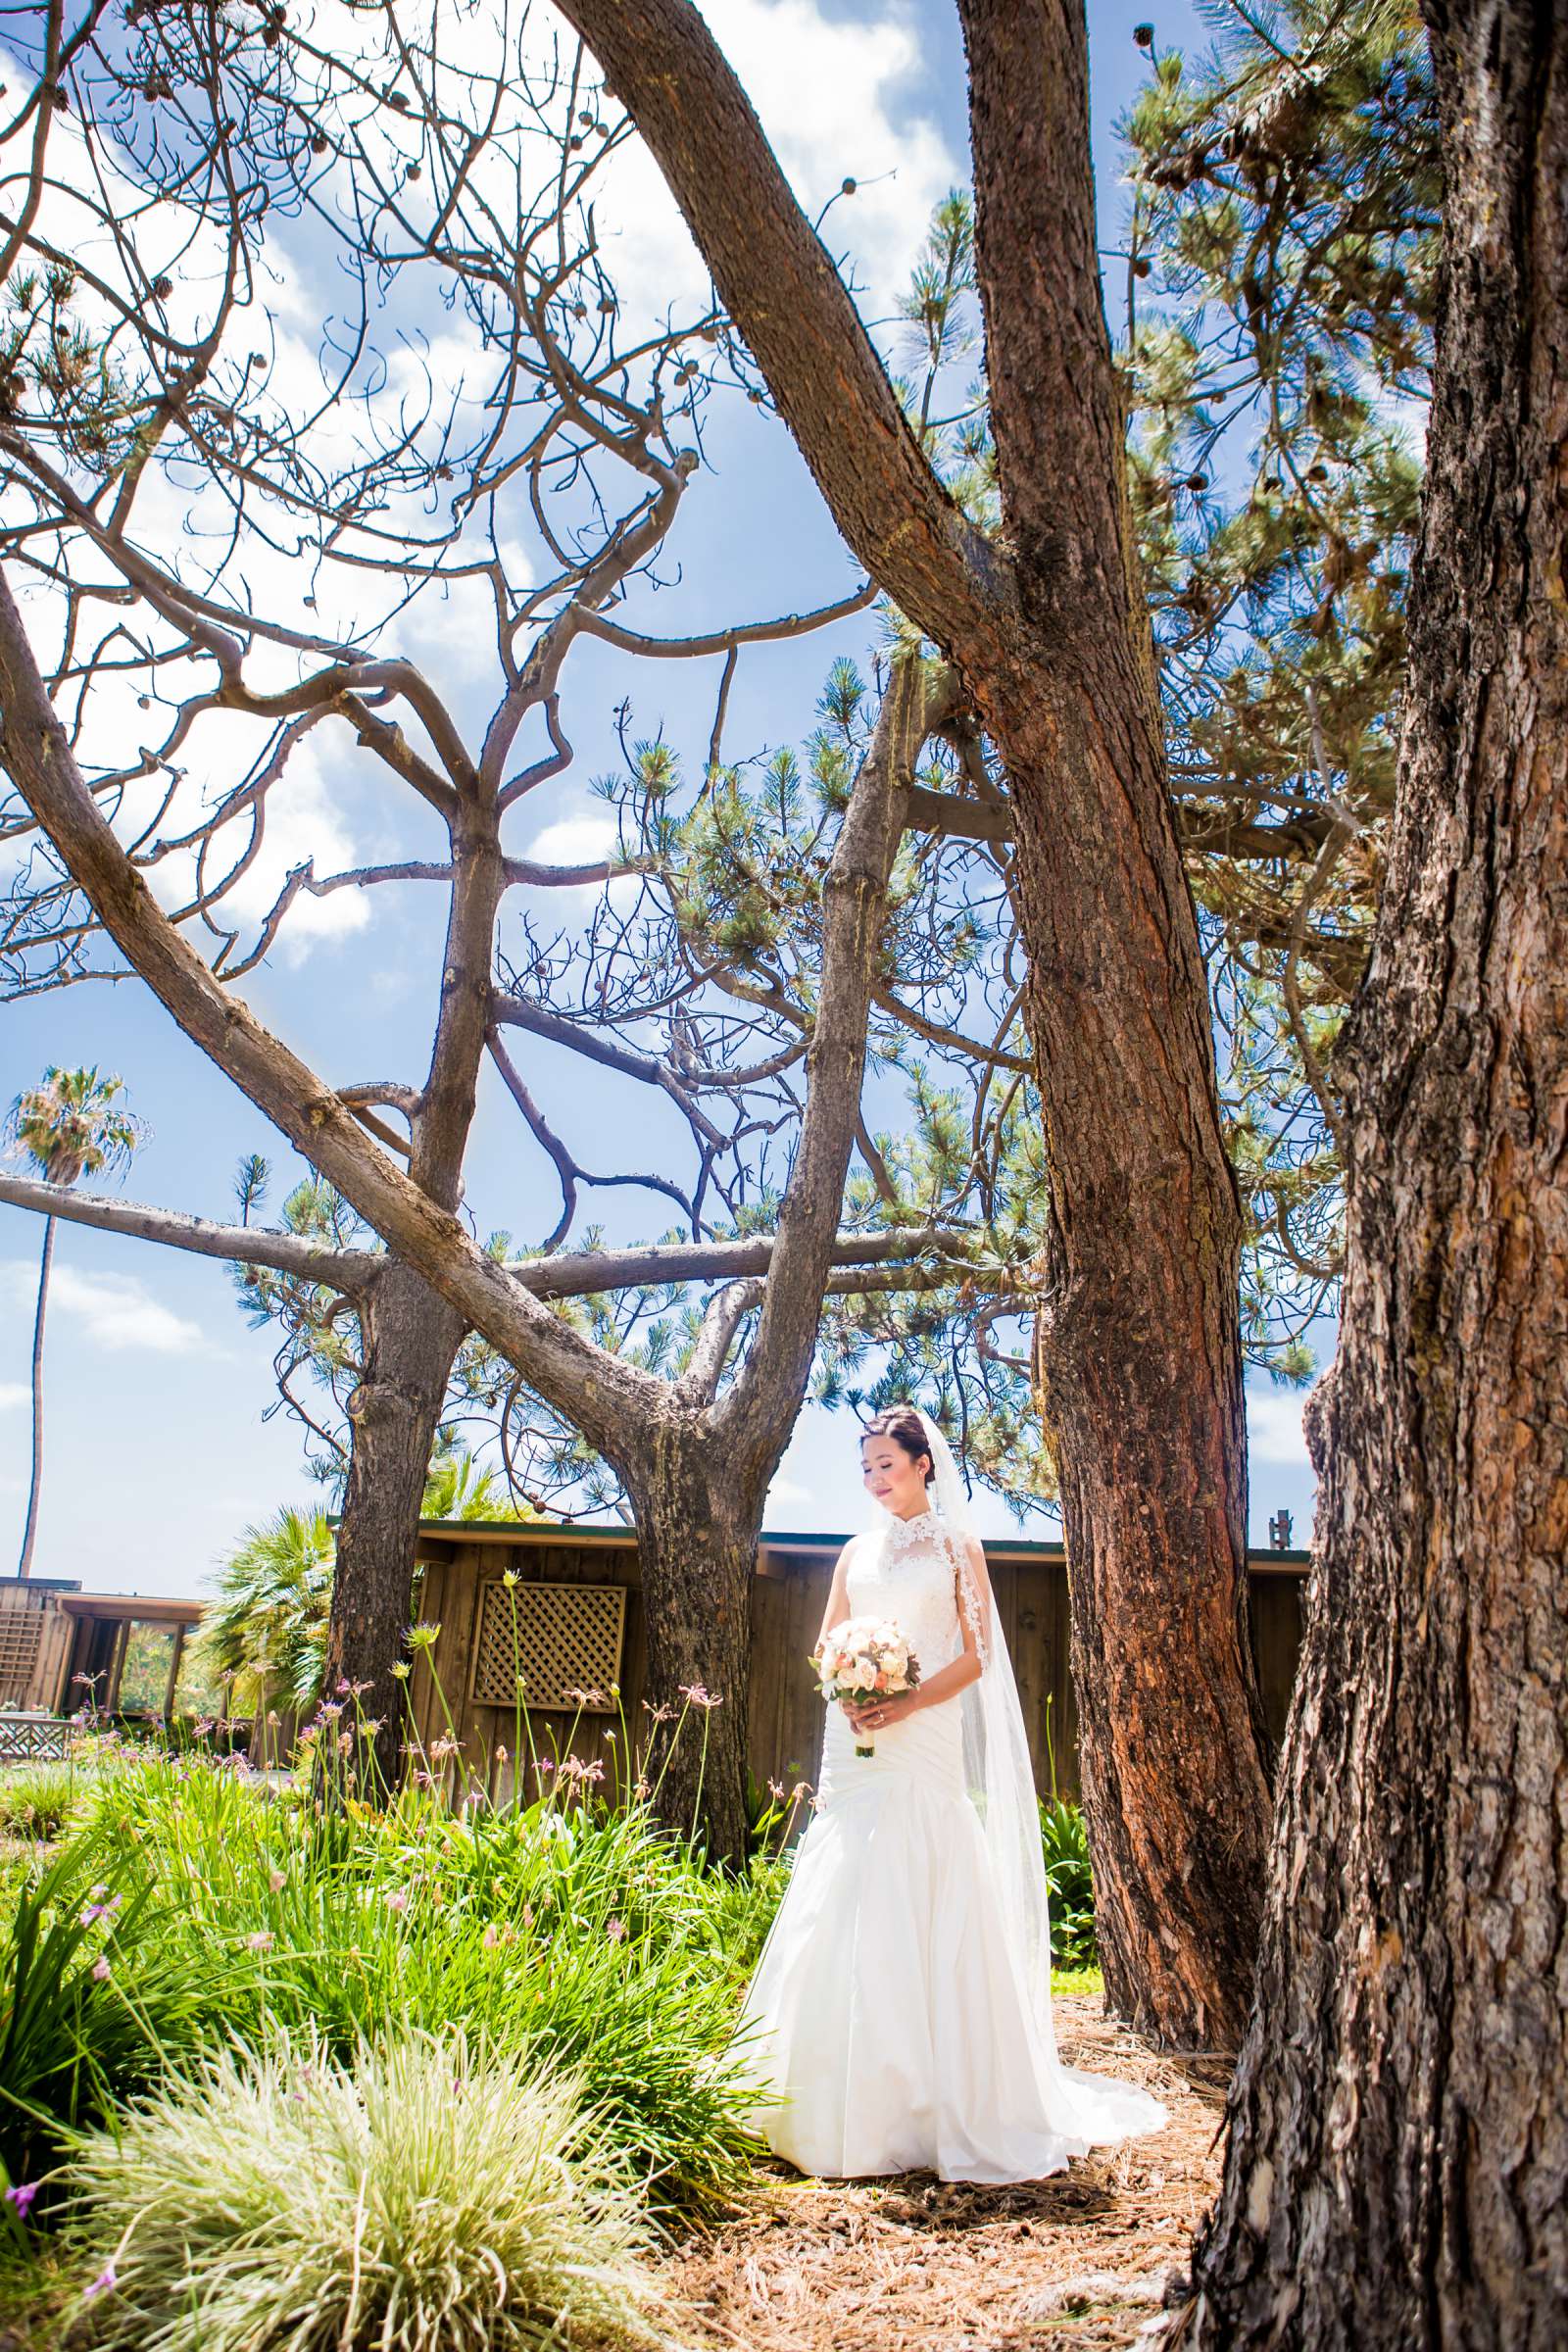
<box><xmin>0</xmin><ymin>1762</ymin><xmax>86</xmax><ymax>1843</ymax></box>
<box><xmin>60</xmin><ymin>2027</ymin><xmax>673</xmax><ymax>2352</ymax></box>
<box><xmin>0</xmin><ymin>1825</ymin><xmax>223</xmax><ymax>2188</ymax></box>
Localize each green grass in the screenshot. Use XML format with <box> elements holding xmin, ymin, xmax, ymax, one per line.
<box><xmin>0</xmin><ymin>1821</ymin><xmax>237</xmax><ymax>2189</ymax></box>
<box><xmin>1050</xmin><ymin>1965</ymin><xmax>1105</xmax><ymax>1999</ymax></box>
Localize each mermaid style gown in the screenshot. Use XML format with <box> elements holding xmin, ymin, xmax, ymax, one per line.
<box><xmin>736</xmin><ymin>1510</ymin><xmax>1166</xmax><ymax>2182</ymax></box>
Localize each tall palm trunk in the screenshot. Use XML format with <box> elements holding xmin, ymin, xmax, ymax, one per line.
<box><xmin>16</xmin><ymin>1213</ymin><xmax>55</xmax><ymax>1580</ymax></box>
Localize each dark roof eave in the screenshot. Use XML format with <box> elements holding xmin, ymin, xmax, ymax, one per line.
<box><xmin>409</xmin><ymin>1516</ymin><xmax>1312</xmax><ymax>1569</ymax></box>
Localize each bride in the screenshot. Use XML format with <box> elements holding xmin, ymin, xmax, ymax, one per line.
<box><xmin>737</xmin><ymin>1404</ymin><xmax>1167</xmax><ymax>2183</ymax></box>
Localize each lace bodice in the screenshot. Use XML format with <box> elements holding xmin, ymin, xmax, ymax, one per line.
<box><xmin>845</xmin><ymin>1510</ymin><xmax>966</xmax><ymax>1679</ymax></box>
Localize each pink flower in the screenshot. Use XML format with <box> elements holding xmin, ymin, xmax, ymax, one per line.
<box><xmin>268</xmin><ymin>1869</ymin><xmax>286</xmax><ymax>1893</ymax></box>
<box><xmin>606</xmin><ymin>1918</ymin><xmax>626</xmax><ymax>1943</ymax></box>
<box><xmin>384</xmin><ymin>1889</ymin><xmax>409</xmax><ymax>1914</ymax></box>
<box><xmin>247</xmin><ymin>1931</ymin><xmax>274</xmax><ymax>1951</ymax></box>
<box><xmin>91</xmin><ymin>1956</ymin><xmax>111</xmax><ymax>1983</ymax></box>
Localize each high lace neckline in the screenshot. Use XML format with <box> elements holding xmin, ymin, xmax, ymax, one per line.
<box><xmin>881</xmin><ymin>1506</ymin><xmax>948</xmax><ymax>1556</ymax></box>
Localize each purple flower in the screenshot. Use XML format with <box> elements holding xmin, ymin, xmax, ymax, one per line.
<box><xmin>84</xmin><ymin>2262</ymin><xmax>118</xmax><ymax>2299</ymax></box>
<box><xmin>5</xmin><ymin>2181</ymin><xmax>38</xmax><ymax>2218</ymax></box>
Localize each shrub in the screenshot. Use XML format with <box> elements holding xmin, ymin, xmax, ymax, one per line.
<box><xmin>1039</xmin><ymin>1795</ymin><xmax>1099</xmax><ymax>1972</ymax></box>
<box><xmin>0</xmin><ymin>1825</ymin><xmax>224</xmax><ymax>2187</ymax></box>
<box><xmin>74</xmin><ymin>1754</ymin><xmax>761</xmax><ymax>2204</ymax></box>
<box><xmin>0</xmin><ymin>1763</ymin><xmax>87</xmax><ymax>1844</ymax></box>
<box><xmin>60</xmin><ymin>2028</ymin><xmax>671</xmax><ymax>2352</ymax></box>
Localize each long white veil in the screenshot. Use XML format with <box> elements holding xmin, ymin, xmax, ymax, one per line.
<box><xmin>906</xmin><ymin>1409</ymin><xmax>1166</xmax><ymax>2141</ymax></box>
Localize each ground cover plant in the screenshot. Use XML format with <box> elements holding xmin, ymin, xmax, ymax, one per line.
<box><xmin>0</xmin><ymin>1707</ymin><xmax>1103</xmax><ymax>2343</ymax></box>
<box><xmin>57</xmin><ymin>2030</ymin><xmax>671</xmax><ymax>2352</ymax></box>
<box><xmin>0</xmin><ymin>1762</ymin><xmax>93</xmax><ymax>1845</ymax></box>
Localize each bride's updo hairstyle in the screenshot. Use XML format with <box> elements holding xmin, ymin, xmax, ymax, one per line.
<box><xmin>860</xmin><ymin>1406</ymin><xmax>935</xmax><ymax>1487</ymax></box>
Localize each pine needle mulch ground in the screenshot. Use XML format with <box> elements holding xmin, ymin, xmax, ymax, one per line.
<box><xmin>662</xmin><ymin>2000</ymin><xmax>1227</xmax><ymax>2352</ymax></box>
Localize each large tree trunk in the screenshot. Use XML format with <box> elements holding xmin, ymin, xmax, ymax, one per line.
<box><xmin>318</xmin><ymin>1258</ymin><xmax>466</xmax><ymax>1796</ymax></box>
<box><xmin>1004</xmin><ymin>665</ymin><xmax>1269</xmax><ymax>2054</ymax></box>
<box><xmin>550</xmin><ymin>0</ymin><xmax>1272</xmax><ymax>2047</ymax></box>
<box><xmin>16</xmin><ymin>1213</ymin><xmax>54</xmax><ymax>1580</ymax></box>
<box><xmin>1175</xmin><ymin>3</ymin><xmax>1568</xmax><ymax>2340</ymax></box>
<box><xmin>317</xmin><ymin>806</ymin><xmax>503</xmax><ymax>1798</ymax></box>
<box><xmin>958</xmin><ymin>0</ymin><xmax>1272</xmax><ymax>2052</ymax></box>
<box><xmin>622</xmin><ymin>1420</ymin><xmax>760</xmax><ymax>1867</ymax></box>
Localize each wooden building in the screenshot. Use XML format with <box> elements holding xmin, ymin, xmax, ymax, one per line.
<box><xmin>0</xmin><ymin>1575</ymin><xmax>204</xmax><ymax>1721</ymax></box>
<box><xmin>408</xmin><ymin>1520</ymin><xmax>1309</xmax><ymax>1806</ymax></box>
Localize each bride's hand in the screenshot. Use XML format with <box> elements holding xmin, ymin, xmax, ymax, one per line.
<box><xmin>843</xmin><ymin>1690</ymin><xmax>920</xmax><ymax>1734</ymax></box>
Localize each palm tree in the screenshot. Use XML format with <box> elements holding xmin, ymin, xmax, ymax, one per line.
<box><xmin>420</xmin><ymin>1426</ymin><xmax>539</xmax><ymax>1526</ymax></box>
<box><xmin>6</xmin><ymin>1068</ymin><xmax>143</xmax><ymax>1578</ymax></box>
<box><xmin>189</xmin><ymin>1502</ymin><xmax>338</xmax><ymax>1718</ymax></box>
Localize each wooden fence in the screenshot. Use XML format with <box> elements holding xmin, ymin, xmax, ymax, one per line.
<box><xmin>408</xmin><ymin>1522</ymin><xmax>1309</xmax><ymax>1807</ymax></box>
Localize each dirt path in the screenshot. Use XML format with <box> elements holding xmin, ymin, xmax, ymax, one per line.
<box><xmin>664</xmin><ymin>2000</ymin><xmax>1225</xmax><ymax>2351</ymax></box>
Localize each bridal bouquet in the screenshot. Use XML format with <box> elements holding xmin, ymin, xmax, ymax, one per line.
<box><xmin>813</xmin><ymin>1618</ymin><xmax>920</xmax><ymax>1756</ymax></box>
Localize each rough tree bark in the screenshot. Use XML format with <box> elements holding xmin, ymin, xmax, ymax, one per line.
<box><xmin>1172</xmin><ymin>3</ymin><xmax>1568</xmax><ymax>2340</ymax></box>
<box><xmin>551</xmin><ymin>0</ymin><xmax>1271</xmax><ymax>2047</ymax></box>
<box><xmin>313</xmin><ymin>798</ymin><xmax>508</xmax><ymax>1790</ymax></box>
<box><xmin>318</xmin><ymin>1260</ymin><xmax>465</xmax><ymax>1794</ymax></box>
<box><xmin>621</xmin><ymin>1428</ymin><xmax>760</xmax><ymax>1862</ymax></box>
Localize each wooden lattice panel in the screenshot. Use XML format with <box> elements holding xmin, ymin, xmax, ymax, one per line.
<box><xmin>471</xmin><ymin>1579</ymin><xmax>625</xmax><ymax>1711</ymax></box>
<box><xmin>0</xmin><ymin>1595</ymin><xmax>45</xmax><ymax>1705</ymax></box>
<box><xmin>0</xmin><ymin>1712</ymin><xmax>71</xmax><ymax>1764</ymax></box>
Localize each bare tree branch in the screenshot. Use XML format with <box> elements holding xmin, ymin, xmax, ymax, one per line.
<box><xmin>551</xmin><ymin>0</ymin><xmax>1008</xmax><ymax>637</ymax></box>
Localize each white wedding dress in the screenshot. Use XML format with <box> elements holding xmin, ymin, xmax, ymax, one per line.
<box><xmin>737</xmin><ymin>1504</ymin><xmax>1167</xmax><ymax>2182</ymax></box>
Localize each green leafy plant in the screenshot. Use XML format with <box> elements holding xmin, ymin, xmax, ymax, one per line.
<box><xmin>59</xmin><ymin>2027</ymin><xmax>671</xmax><ymax>2352</ymax></box>
<box><xmin>0</xmin><ymin>1764</ymin><xmax>86</xmax><ymax>1843</ymax></box>
<box><xmin>0</xmin><ymin>1826</ymin><xmax>222</xmax><ymax>2188</ymax></box>
<box><xmin>72</xmin><ymin>1749</ymin><xmax>761</xmax><ymax>2206</ymax></box>
<box><xmin>1039</xmin><ymin>1796</ymin><xmax>1099</xmax><ymax>1973</ymax></box>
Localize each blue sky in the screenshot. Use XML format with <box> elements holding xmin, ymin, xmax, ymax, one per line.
<box><xmin>0</xmin><ymin>0</ymin><xmax>1321</xmax><ymax>1599</ymax></box>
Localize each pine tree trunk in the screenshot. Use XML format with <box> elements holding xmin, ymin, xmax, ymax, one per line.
<box><xmin>956</xmin><ymin>0</ymin><xmax>1275</xmax><ymax>2046</ymax></box>
<box><xmin>16</xmin><ymin>1214</ymin><xmax>53</xmax><ymax>1581</ymax></box>
<box><xmin>1176</xmin><ymin>4</ymin><xmax>1568</xmax><ymax>2339</ymax></box>
<box><xmin>318</xmin><ymin>1258</ymin><xmax>466</xmax><ymax>1797</ymax></box>
<box><xmin>1005</xmin><ymin>657</ymin><xmax>1272</xmax><ymax>2055</ymax></box>
<box><xmin>623</xmin><ymin>1422</ymin><xmax>758</xmax><ymax>1867</ymax></box>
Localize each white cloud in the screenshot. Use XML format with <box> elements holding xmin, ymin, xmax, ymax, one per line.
<box><xmin>1248</xmin><ymin>1388</ymin><xmax>1309</xmax><ymax>1466</ymax></box>
<box><xmin>0</xmin><ymin>1382</ymin><xmax>28</xmax><ymax>1412</ymax></box>
<box><xmin>526</xmin><ymin>814</ymin><xmax>619</xmax><ymax>868</ymax></box>
<box><xmin>519</xmin><ymin>812</ymin><xmax>641</xmax><ymax>917</ymax></box>
<box><xmin>0</xmin><ymin>1261</ymin><xmax>216</xmax><ymax>1357</ymax></box>
<box><xmin>767</xmin><ymin>1473</ymin><xmax>810</xmax><ymax>1506</ymax></box>
<box><xmin>578</xmin><ymin>0</ymin><xmax>955</xmax><ymax>322</ymax></box>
